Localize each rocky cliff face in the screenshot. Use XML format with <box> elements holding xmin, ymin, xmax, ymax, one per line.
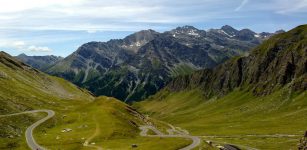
<box><xmin>46</xmin><ymin>25</ymin><xmax>280</xmax><ymax>102</ymax></box>
<box><xmin>166</xmin><ymin>25</ymin><xmax>307</xmax><ymax>98</ymax></box>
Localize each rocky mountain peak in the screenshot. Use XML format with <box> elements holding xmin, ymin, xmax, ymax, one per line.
<box><xmin>221</xmin><ymin>25</ymin><xmax>239</xmax><ymax>36</ymax></box>
<box><xmin>235</xmin><ymin>28</ymin><xmax>257</xmax><ymax>41</ymax></box>
<box><xmin>170</xmin><ymin>25</ymin><xmax>202</xmax><ymax>38</ymax></box>
<box><xmin>121</xmin><ymin>29</ymin><xmax>160</xmax><ymax>52</ymax></box>
<box><xmin>178</xmin><ymin>25</ymin><xmax>198</xmax><ymax>30</ymax></box>
<box><xmin>174</xmin><ymin>25</ymin><xmax>199</xmax><ymax>32</ymax></box>
<box><xmin>239</xmin><ymin>28</ymin><xmax>256</xmax><ymax>35</ymax></box>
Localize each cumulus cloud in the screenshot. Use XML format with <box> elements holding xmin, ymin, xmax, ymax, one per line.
<box><xmin>0</xmin><ymin>40</ymin><xmax>52</xmax><ymax>52</ymax></box>
<box><xmin>27</xmin><ymin>45</ymin><xmax>52</xmax><ymax>52</ymax></box>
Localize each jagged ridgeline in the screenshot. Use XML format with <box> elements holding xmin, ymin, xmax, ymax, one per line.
<box><xmin>166</xmin><ymin>25</ymin><xmax>306</xmax><ymax>97</ymax></box>
<box><xmin>45</xmin><ymin>25</ymin><xmax>281</xmax><ymax>102</ymax></box>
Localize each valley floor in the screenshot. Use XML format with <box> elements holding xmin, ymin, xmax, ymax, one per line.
<box><xmin>135</xmin><ymin>88</ymin><xmax>307</xmax><ymax>149</ymax></box>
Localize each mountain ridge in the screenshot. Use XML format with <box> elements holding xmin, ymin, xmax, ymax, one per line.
<box><xmin>21</xmin><ymin>25</ymin><xmax>283</xmax><ymax>102</ymax></box>
<box><xmin>166</xmin><ymin>25</ymin><xmax>306</xmax><ymax>98</ymax></box>
<box><xmin>15</xmin><ymin>53</ymin><xmax>63</xmax><ymax>70</ymax></box>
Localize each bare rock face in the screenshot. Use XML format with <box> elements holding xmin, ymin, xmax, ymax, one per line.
<box><xmin>166</xmin><ymin>25</ymin><xmax>307</xmax><ymax>98</ymax></box>
<box><xmin>45</xmin><ymin>25</ymin><xmax>280</xmax><ymax>102</ymax></box>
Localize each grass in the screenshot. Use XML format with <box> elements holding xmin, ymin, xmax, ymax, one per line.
<box><xmin>135</xmin><ymin>88</ymin><xmax>307</xmax><ymax>149</ymax></box>
<box><xmin>29</xmin><ymin>97</ymin><xmax>191</xmax><ymax>150</ymax></box>
<box><xmin>0</xmin><ymin>54</ymin><xmax>193</xmax><ymax>150</ymax></box>
<box><xmin>0</xmin><ymin>97</ymin><xmax>190</xmax><ymax>149</ymax></box>
<box><xmin>170</xmin><ymin>63</ymin><xmax>196</xmax><ymax>77</ymax></box>
<box><xmin>203</xmin><ymin>136</ymin><xmax>300</xmax><ymax>150</ymax></box>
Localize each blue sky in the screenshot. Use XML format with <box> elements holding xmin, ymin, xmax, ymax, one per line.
<box><xmin>0</xmin><ymin>0</ymin><xmax>306</xmax><ymax>57</ymax></box>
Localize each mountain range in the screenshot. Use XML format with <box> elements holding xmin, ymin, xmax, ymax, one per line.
<box><xmin>166</xmin><ymin>25</ymin><xmax>306</xmax><ymax>97</ymax></box>
<box><xmin>16</xmin><ymin>54</ymin><xmax>63</xmax><ymax>70</ymax></box>
<box><xmin>135</xmin><ymin>25</ymin><xmax>307</xmax><ymax>149</ymax></box>
<box><xmin>21</xmin><ymin>25</ymin><xmax>284</xmax><ymax>102</ymax></box>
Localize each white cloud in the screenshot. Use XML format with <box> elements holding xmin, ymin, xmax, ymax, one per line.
<box><xmin>0</xmin><ymin>40</ymin><xmax>52</xmax><ymax>52</ymax></box>
<box><xmin>0</xmin><ymin>0</ymin><xmax>306</xmax><ymax>33</ymax></box>
<box><xmin>27</xmin><ymin>45</ymin><xmax>52</xmax><ymax>52</ymax></box>
<box><xmin>0</xmin><ymin>0</ymin><xmax>84</xmax><ymax>13</ymax></box>
<box><xmin>0</xmin><ymin>0</ymin><xmax>305</xmax><ymax>57</ymax></box>
<box><xmin>0</xmin><ymin>0</ymin><xmax>235</xmax><ymax>31</ymax></box>
<box><xmin>12</xmin><ymin>41</ymin><xmax>26</xmax><ymax>49</ymax></box>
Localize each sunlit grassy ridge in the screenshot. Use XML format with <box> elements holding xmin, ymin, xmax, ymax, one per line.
<box><xmin>0</xmin><ymin>51</ymin><xmax>93</xmax><ymax>149</ymax></box>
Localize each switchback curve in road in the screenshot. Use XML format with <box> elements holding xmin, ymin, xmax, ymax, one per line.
<box><xmin>139</xmin><ymin>125</ymin><xmax>201</xmax><ymax>150</ymax></box>
<box><xmin>0</xmin><ymin>110</ymin><xmax>55</xmax><ymax>150</ymax></box>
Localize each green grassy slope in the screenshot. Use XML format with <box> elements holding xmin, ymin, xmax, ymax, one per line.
<box><xmin>0</xmin><ymin>51</ymin><xmax>93</xmax><ymax>113</ymax></box>
<box><xmin>135</xmin><ymin>87</ymin><xmax>307</xmax><ymax>149</ymax></box>
<box><xmin>0</xmin><ymin>52</ymin><xmax>190</xmax><ymax>149</ymax></box>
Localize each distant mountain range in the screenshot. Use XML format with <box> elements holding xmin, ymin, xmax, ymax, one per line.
<box><xmin>18</xmin><ymin>25</ymin><xmax>284</xmax><ymax>102</ymax></box>
<box><xmin>15</xmin><ymin>54</ymin><xmax>63</xmax><ymax>70</ymax></box>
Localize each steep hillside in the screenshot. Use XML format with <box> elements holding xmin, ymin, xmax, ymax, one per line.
<box><xmin>0</xmin><ymin>51</ymin><xmax>93</xmax><ymax>113</ymax></box>
<box><xmin>15</xmin><ymin>53</ymin><xmax>63</xmax><ymax>70</ymax></box>
<box><xmin>0</xmin><ymin>52</ymin><xmax>191</xmax><ymax>149</ymax></box>
<box><xmin>166</xmin><ymin>25</ymin><xmax>306</xmax><ymax>98</ymax></box>
<box><xmin>47</xmin><ymin>25</ymin><xmax>280</xmax><ymax>102</ymax></box>
<box><xmin>135</xmin><ymin>25</ymin><xmax>307</xmax><ymax>149</ymax></box>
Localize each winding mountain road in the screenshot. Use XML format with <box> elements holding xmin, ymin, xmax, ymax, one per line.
<box><xmin>0</xmin><ymin>110</ymin><xmax>55</xmax><ymax>150</ymax></box>
<box><xmin>139</xmin><ymin>125</ymin><xmax>201</xmax><ymax>150</ymax></box>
